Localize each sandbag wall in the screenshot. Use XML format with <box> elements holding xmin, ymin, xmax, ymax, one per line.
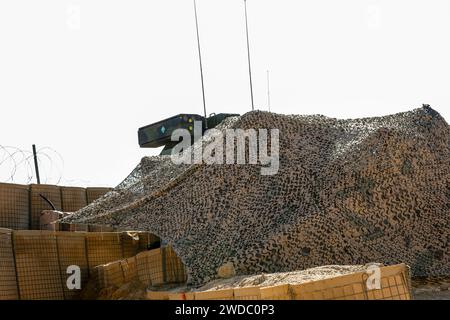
<box><xmin>0</xmin><ymin>228</ymin><xmax>158</xmax><ymax>300</ymax></box>
<box><xmin>94</xmin><ymin>246</ymin><xmax>187</xmax><ymax>290</ymax></box>
<box><xmin>0</xmin><ymin>182</ymin><xmax>112</xmax><ymax>230</ymax></box>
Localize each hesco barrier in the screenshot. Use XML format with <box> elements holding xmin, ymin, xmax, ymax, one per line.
<box><xmin>0</xmin><ymin>182</ymin><xmax>112</xmax><ymax>230</ymax></box>
<box><xmin>156</xmin><ymin>264</ymin><xmax>412</xmax><ymax>301</ymax></box>
<box><xmin>137</xmin><ymin>247</ymin><xmax>187</xmax><ymax>286</ymax></box>
<box><xmin>233</xmin><ymin>286</ymin><xmax>261</xmax><ymax>300</ymax></box>
<box><xmin>40</xmin><ymin>210</ymin><xmax>116</xmax><ymax>232</ymax></box>
<box><xmin>86</xmin><ymin>188</ymin><xmax>112</xmax><ymax>205</ymax></box>
<box><xmin>30</xmin><ymin>184</ymin><xmax>62</xmax><ymax>230</ymax></box>
<box><xmin>94</xmin><ymin>246</ymin><xmax>187</xmax><ymax>289</ymax></box>
<box><xmin>260</xmin><ymin>284</ymin><xmax>292</xmax><ymax>300</ymax></box>
<box><xmin>85</xmin><ymin>233</ymin><xmax>124</xmax><ymax>272</ymax></box>
<box><xmin>194</xmin><ymin>288</ymin><xmax>235</xmax><ymax>300</ymax></box>
<box><xmin>61</xmin><ymin>187</ymin><xmax>87</xmax><ymax>213</ymax></box>
<box><xmin>14</xmin><ymin>231</ymin><xmax>64</xmax><ymax>300</ymax></box>
<box><xmin>56</xmin><ymin>232</ymin><xmax>90</xmax><ymax>300</ymax></box>
<box><xmin>0</xmin><ymin>229</ymin><xmax>158</xmax><ymax>300</ymax></box>
<box><xmin>0</xmin><ymin>228</ymin><xmax>18</xmax><ymax>300</ymax></box>
<box><xmin>290</xmin><ymin>264</ymin><xmax>412</xmax><ymax>300</ymax></box>
<box><xmin>0</xmin><ymin>183</ymin><xmax>29</xmax><ymax>230</ymax></box>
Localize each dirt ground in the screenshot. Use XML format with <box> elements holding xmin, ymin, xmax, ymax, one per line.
<box><xmin>412</xmin><ymin>278</ymin><xmax>450</xmax><ymax>300</ymax></box>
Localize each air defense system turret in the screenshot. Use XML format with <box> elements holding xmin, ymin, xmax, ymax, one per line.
<box><xmin>138</xmin><ymin>113</ymin><xmax>239</xmax><ymax>155</ymax></box>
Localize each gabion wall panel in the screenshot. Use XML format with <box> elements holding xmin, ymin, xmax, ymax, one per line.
<box><xmin>0</xmin><ymin>183</ymin><xmax>29</xmax><ymax>230</ymax></box>
<box><xmin>0</xmin><ymin>228</ymin><xmax>19</xmax><ymax>300</ymax></box>
<box><xmin>13</xmin><ymin>231</ymin><xmax>64</xmax><ymax>300</ymax></box>
<box><xmin>61</xmin><ymin>187</ymin><xmax>87</xmax><ymax>213</ymax></box>
<box><xmin>0</xmin><ymin>229</ymin><xmax>156</xmax><ymax>299</ymax></box>
<box><xmin>30</xmin><ymin>184</ymin><xmax>62</xmax><ymax>230</ymax></box>
<box><xmin>86</xmin><ymin>188</ymin><xmax>113</xmax><ymax>204</ymax></box>
<box><xmin>56</xmin><ymin>232</ymin><xmax>89</xmax><ymax>299</ymax></box>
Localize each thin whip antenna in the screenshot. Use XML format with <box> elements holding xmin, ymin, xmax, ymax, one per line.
<box><xmin>193</xmin><ymin>0</ymin><xmax>208</xmax><ymax>128</ymax></box>
<box><xmin>267</xmin><ymin>70</ymin><xmax>271</xmax><ymax>112</ymax></box>
<box><xmin>244</xmin><ymin>0</ymin><xmax>254</xmax><ymax>111</ymax></box>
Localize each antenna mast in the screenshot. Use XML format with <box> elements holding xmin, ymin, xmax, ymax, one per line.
<box><xmin>267</xmin><ymin>70</ymin><xmax>271</xmax><ymax>112</ymax></box>
<box><xmin>244</xmin><ymin>0</ymin><xmax>254</xmax><ymax>111</ymax></box>
<box><xmin>193</xmin><ymin>0</ymin><xmax>208</xmax><ymax>129</ymax></box>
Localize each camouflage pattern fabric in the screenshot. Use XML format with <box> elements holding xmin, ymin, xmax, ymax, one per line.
<box><xmin>64</xmin><ymin>106</ymin><xmax>449</xmax><ymax>285</ymax></box>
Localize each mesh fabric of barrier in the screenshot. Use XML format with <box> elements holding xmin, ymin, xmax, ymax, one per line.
<box><xmin>86</xmin><ymin>188</ymin><xmax>113</xmax><ymax>204</ymax></box>
<box><xmin>0</xmin><ymin>229</ymin><xmax>156</xmax><ymax>300</ymax></box>
<box><xmin>30</xmin><ymin>184</ymin><xmax>62</xmax><ymax>230</ymax></box>
<box><xmin>0</xmin><ymin>228</ymin><xmax>19</xmax><ymax>300</ymax></box>
<box><xmin>13</xmin><ymin>231</ymin><xmax>64</xmax><ymax>300</ymax></box>
<box><xmin>0</xmin><ymin>183</ymin><xmax>29</xmax><ymax>230</ymax></box>
<box><xmin>61</xmin><ymin>187</ymin><xmax>87</xmax><ymax>213</ymax></box>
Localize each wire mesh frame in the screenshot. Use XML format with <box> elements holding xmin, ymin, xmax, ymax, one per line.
<box><xmin>0</xmin><ymin>183</ymin><xmax>30</xmax><ymax>230</ymax></box>
<box><xmin>95</xmin><ymin>256</ymin><xmax>139</xmax><ymax>289</ymax></box>
<box><xmin>42</xmin><ymin>221</ymin><xmax>115</xmax><ymax>233</ymax></box>
<box><xmin>137</xmin><ymin>248</ymin><xmax>163</xmax><ymax>286</ymax></box>
<box><xmin>88</xmin><ymin>225</ymin><xmax>115</xmax><ymax>232</ymax></box>
<box><xmin>86</xmin><ymin>188</ymin><xmax>113</xmax><ymax>204</ymax></box>
<box><xmin>0</xmin><ymin>228</ymin><xmax>19</xmax><ymax>300</ymax></box>
<box><xmin>195</xmin><ymin>288</ymin><xmax>235</xmax><ymax>300</ymax></box>
<box><xmin>56</xmin><ymin>232</ymin><xmax>89</xmax><ymax>299</ymax></box>
<box><xmin>30</xmin><ymin>184</ymin><xmax>62</xmax><ymax>230</ymax></box>
<box><xmin>185</xmin><ymin>264</ymin><xmax>412</xmax><ymax>301</ymax></box>
<box><xmin>290</xmin><ymin>264</ymin><xmax>412</xmax><ymax>300</ymax></box>
<box><xmin>93</xmin><ymin>245</ymin><xmax>187</xmax><ymax>290</ymax></box>
<box><xmin>233</xmin><ymin>286</ymin><xmax>261</xmax><ymax>300</ymax></box>
<box><xmin>1</xmin><ymin>229</ymin><xmax>156</xmax><ymax>300</ymax></box>
<box><xmin>60</xmin><ymin>187</ymin><xmax>87</xmax><ymax>213</ymax></box>
<box><xmin>95</xmin><ymin>260</ymin><xmax>125</xmax><ymax>288</ymax></box>
<box><xmin>0</xmin><ymin>183</ymin><xmax>114</xmax><ymax>231</ymax></box>
<box><xmin>121</xmin><ymin>257</ymin><xmax>137</xmax><ymax>283</ymax></box>
<box><xmin>68</xmin><ymin>224</ymin><xmax>89</xmax><ymax>232</ymax></box>
<box><xmin>13</xmin><ymin>231</ymin><xmax>65</xmax><ymax>300</ymax></box>
<box><xmin>164</xmin><ymin>246</ymin><xmax>187</xmax><ymax>284</ymax></box>
<box><xmin>260</xmin><ymin>284</ymin><xmax>291</xmax><ymax>300</ymax></box>
<box><xmin>136</xmin><ymin>247</ymin><xmax>187</xmax><ymax>287</ymax></box>
<box><xmin>85</xmin><ymin>233</ymin><xmax>125</xmax><ymax>271</ymax></box>
<box><xmin>121</xmin><ymin>232</ymin><xmax>141</xmax><ymax>258</ymax></box>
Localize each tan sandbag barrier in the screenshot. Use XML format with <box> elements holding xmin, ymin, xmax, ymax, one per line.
<box><xmin>148</xmin><ymin>264</ymin><xmax>412</xmax><ymax>301</ymax></box>
<box><xmin>0</xmin><ymin>228</ymin><xmax>158</xmax><ymax>300</ymax></box>
<box><xmin>0</xmin><ymin>182</ymin><xmax>112</xmax><ymax>230</ymax></box>
<box><xmin>94</xmin><ymin>246</ymin><xmax>187</xmax><ymax>289</ymax></box>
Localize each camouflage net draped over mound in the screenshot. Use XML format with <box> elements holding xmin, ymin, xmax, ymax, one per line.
<box><xmin>64</xmin><ymin>106</ymin><xmax>450</xmax><ymax>285</ymax></box>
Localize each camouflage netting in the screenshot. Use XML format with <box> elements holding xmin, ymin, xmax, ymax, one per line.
<box><xmin>63</xmin><ymin>106</ymin><xmax>450</xmax><ymax>285</ymax></box>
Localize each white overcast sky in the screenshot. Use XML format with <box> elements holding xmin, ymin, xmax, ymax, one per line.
<box><xmin>0</xmin><ymin>0</ymin><xmax>449</xmax><ymax>187</ymax></box>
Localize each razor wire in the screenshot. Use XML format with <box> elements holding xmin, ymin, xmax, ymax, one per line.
<box><xmin>0</xmin><ymin>145</ymin><xmax>64</xmax><ymax>185</ymax></box>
